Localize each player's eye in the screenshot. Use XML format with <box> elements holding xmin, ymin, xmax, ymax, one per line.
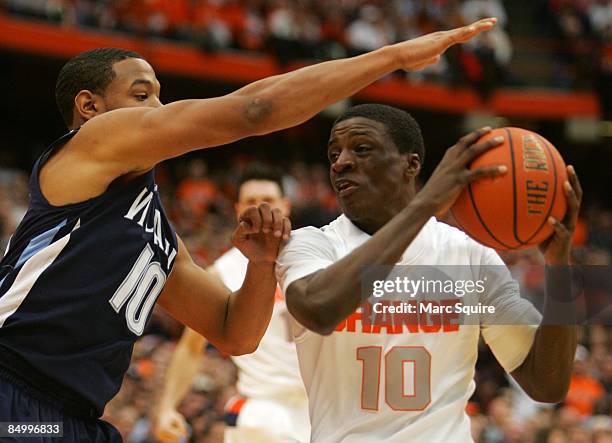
<box><xmin>355</xmin><ymin>144</ymin><xmax>371</xmax><ymax>154</ymax></box>
<box><xmin>328</xmin><ymin>151</ymin><xmax>339</xmax><ymax>162</ymax></box>
<box><xmin>134</xmin><ymin>93</ymin><xmax>148</xmax><ymax>101</ymax></box>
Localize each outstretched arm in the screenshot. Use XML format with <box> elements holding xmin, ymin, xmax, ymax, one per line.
<box><xmin>510</xmin><ymin>166</ymin><xmax>582</xmax><ymax>403</ymax></box>
<box><xmin>282</xmin><ymin>128</ymin><xmax>506</xmax><ymax>334</ymax></box>
<box><xmin>63</xmin><ymin>19</ymin><xmax>497</xmax><ymax>199</ymax></box>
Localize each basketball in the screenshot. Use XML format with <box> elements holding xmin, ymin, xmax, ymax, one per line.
<box><xmin>450</xmin><ymin>127</ymin><xmax>568</xmax><ymax>250</ymax></box>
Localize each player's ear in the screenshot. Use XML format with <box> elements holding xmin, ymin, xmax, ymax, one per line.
<box><xmin>403</xmin><ymin>153</ymin><xmax>421</xmax><ymax>180</ymax></box>
<box><xmin>281</xmin><ymin>197</ymin><xmax>291</xmax><ymax>217</ymax></box>
<box><xmin>73</xmin><ymin>90</ymin><xmax>105</xmax><ymax>124</ymax></box>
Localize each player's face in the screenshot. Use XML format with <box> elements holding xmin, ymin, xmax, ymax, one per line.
<box><xmin>235</xmin><ymin>180</ymin><xmax>290</xmax><ymax>219</ymax></box>
<box><xmin>101</xmin><ymin>58</ymin><xmax>162</xmax><ymax>111</ymax></box>
<box><xmin>328</xmin><ymin>117</ymin><xmax>410</xmax><ymax>230</ymax></box>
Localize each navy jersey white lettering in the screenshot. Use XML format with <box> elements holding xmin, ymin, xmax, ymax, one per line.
<box><xmin>0</xmin><ymin>129</ymin><xmax>178</xmax><ymax>415</ymax></box>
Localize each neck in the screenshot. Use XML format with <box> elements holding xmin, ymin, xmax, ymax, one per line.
<box><xmin>350</xmin><ymin>214</ymin><xmax>395</xmax><ymax>236</ymax></box>
<box><xmin>348</xmin><ymin>186</ymin><xmax>415</xmax><ymax>235</ymax></box>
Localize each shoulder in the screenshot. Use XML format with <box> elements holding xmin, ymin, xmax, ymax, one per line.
<box><xmin>287</xmin><ymin>225</ymin><xmax>333</xmax><ymax>244</ymax></box>
<box><xmin>280</xmin><ymin>227</ymin><xmax>335</xmax><ymax>257</ymax></box>
<box><xmin>276</xmin><ymin>224</ymin><xmax>339</xmax><ymax>293</ymax></box>
<box><xmin>276</xmin><ymin>223</ymin><xmax>343</xmax><ymax>280</ymax></box>
<box><xmin>280</xmin><ymin>217</ymin><xmax>347</xmax><ymax>260</ymax></box>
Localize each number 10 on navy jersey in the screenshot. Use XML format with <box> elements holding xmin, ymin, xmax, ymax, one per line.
<box><xmin>109</xmin><ymin>244</ymin><xmax>167</xmax><ymax>335</ymax></box>
<box><xmin>109</xmin><ymin>186</ymin><xmax>177</xmax><ymax>336</ymax></box>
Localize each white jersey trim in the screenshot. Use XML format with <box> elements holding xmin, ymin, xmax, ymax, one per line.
<box><xmin>0</xmin><ymin>221</ymin><xmax>77</xmax><ymax>327</ymax></box>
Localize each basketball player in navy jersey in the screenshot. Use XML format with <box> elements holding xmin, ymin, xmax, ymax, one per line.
<box><xmin>0</xmin><ymin>19</ymin><xmax>496</xmax><ymax>441</ymax></box>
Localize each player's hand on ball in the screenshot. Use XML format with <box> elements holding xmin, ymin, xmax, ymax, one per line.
<box><xmin>232</xmin><ymin>203</ymin><xmax>291</xmax><ymax>264</ymax></box>
<box><xmin>538</xmin><ymin>165</ymin><xmax>583</xmax><ymax>265</ymax></box>
<box><xmin>417</xmin><ymin>127</ymin><xmax>507</xmax><ymax>216</ymax></box>
<box><xmin>395</xmin><ymin>18</ymin><xmax>497</xmax><ymax>71</ymax></box>
<box><xmin>153</xmin><ymin>408</ymin><xmax>188</xmax><ymax>443</ymax></box>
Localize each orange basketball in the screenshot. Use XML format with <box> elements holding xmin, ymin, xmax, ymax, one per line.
<box><xmin>450</xmin><ymin>127</ymin><xmax>567</xmax><ymax>250</ymax></box>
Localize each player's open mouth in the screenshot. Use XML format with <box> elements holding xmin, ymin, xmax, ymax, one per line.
<box><xmin>335</xmin><ymin>179</ymin><xmax>359</xmax><ymax>197</ymax></box>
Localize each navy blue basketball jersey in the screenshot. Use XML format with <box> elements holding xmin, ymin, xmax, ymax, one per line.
<box><xmin>0</xmin><ymin>129</ymin><xmax>178</xmax><ymax>416</ymax></box>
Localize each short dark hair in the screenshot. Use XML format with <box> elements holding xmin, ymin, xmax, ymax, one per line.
<box><xmin>237</xmin><ymin>163</ymin><xmax>285</xmax><ymax>195</ymax></box>
<box><xmin>55</xmin><ymin>48</ymin><xmax>144</xmax><ymax>126</ymax></box>
<box><xmin>333</xmin><ymin>104</ymin><xmax>425</xmax><ymax>163</ymax></box>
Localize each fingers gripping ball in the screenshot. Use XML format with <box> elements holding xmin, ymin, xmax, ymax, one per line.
<box><xmin>450</xmin><ymin>127</ymin><xmax>567</xmax><ymax>250</ymax></box>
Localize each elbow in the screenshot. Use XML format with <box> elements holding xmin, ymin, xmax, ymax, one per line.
<box><xmin>219</xmin><ymin>339</ymin><xmax>260</xmax><ymax>356</ymax></box>
<box><xmin>513</xmin><ymin>362</ymin><xmax>572</xmax><ymax>404</ymax></box>
<box><xmin>525</xmin><ymin>381</ymin><xmax>570</xmax><ymax>404</ymax></box>
<box><xmin>213</xmin><ymin>329</ymin><xmax>261</xmax><ymax>356</ymax></box>
<box><xmin>306</xmin><ymin>312</ymin><xmax>338</xmax><ymax>336</ymax></box>
<box><xmin>527</xmin><ymin>390</ymin><xmax>567</xmax><ymax>404</ymax></box>
<box><xmin>229</xmin><ymin>343</ymin><xmax>260</xmax><ymax>356</ymax></box>
<box><xmin>242</xmin><ymin>95</ymin><xmax>275</xmax><ymax>135</ymax></box>
<box><xmin>287</xmin><ymin>293</ymin><xmax>339</xmax><ymax>336</ymax></box>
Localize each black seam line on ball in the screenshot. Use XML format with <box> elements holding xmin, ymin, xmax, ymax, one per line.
<box><xmin>508</xmin><ymin>127</ymin><xmax>525</xmax><ymax>246</ymax></box>
<box><xmin>468</xmin><ymin>181</ymin><xmax>515</xmax><ymax>249</ymax></box>
<box><xmin>523</xmin><ymin>134</ymin><xmax>559</xmax><ymax>245</ymax></box>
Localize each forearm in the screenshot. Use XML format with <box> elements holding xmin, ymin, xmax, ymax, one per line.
<box><xmin>158</xmin><ymin>332</ymin><xmax>203</xmax><ymax>411</ymax></box>
<box><xmin>515</xmin><ymin>325</ymin><xmax>577</xmax><ymax>402</ymax></box>
<box><xmin>232</xmin><ymin>46</ymin><xmax>400</xmax><ymax>134</ymax></box>
<box><xmin>512</xmin><ymin>266</ymin><xmax>578</xmax><ymax>402</ymax></box>
<box><xmin>223</xmin><ymin>261</ymin><xmax>277</xmax><ymax>354</ymax></box>
<box><xmin>289</xmin><ymin>197</ymin><xmax>436</xmax><ymax>334</ymax></box>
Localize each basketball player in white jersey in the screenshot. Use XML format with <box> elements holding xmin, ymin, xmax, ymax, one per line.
<box><xmin>276</xmin><ymin>104</ymin><xmax>582</xmax><ymax>442</ymax></box>
<box><xmin>154</xmin><ymin>164</ymin><xmax>309</xmax><ymax>443</ymax></box>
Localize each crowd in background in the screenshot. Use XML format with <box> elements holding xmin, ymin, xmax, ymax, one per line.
<box><xmin>0</xmin><ymin>0</ymin><xmax>514</xmax><ymax>59</ymax></box>
<box><xmin>1</xmin><ymin>157</ymin><xmax>611</xmax><ymax>442</ymax></box>
<box><xmin>4</xmin><ymin>0</ymin><xmax>568</xmax><ymax>96</ymax></box>
<box><xmin>2</xmin><ymin>0</ymin><xmax>612</xmax><ymax>101</ymax></box>
<box><xmin>539</xmin><ymin>0</ymin><xmax>612</xmax><ymax>115</ymax></box>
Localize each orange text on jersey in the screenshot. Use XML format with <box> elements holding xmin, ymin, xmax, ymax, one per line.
<box><xmin>335</xmin><ymin>300</ymin><xmax>461</xmax><ymax>334</ymax></box>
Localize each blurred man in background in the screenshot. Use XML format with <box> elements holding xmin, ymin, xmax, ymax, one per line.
<box><xmin>154</xmin><ymin>163</ymin><xmax>309</xmax><ymax>443</ymax></box>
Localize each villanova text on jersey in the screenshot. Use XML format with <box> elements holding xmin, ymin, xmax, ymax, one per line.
<box><xmin>0</xmin><ymin>129</ymin><xmax>178</xmax><ymax>417</ymax></box>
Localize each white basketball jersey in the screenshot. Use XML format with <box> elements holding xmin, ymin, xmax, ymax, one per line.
<box><xmin>276</xmin><ymin>215</ymin><xmax>541</xmax><ymax>443</ymax></box>
<box><xmin>213</xmin><ymin>248</ymin><xmax>306</xmax><ymax>400</ymax></box>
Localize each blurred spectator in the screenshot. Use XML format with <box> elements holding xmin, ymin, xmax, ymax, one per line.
<box><xmin>267</xmin><ymin>0</ymin><xmax>321</xmax><ymax>64</ymax></box>
<box><xmin>589</xmin><ymin>0</ymin><xmax>612</xmax><ymax>39</ymax></box>
<box><xmin>564</xmin><ymin>345</ymin><xmax>606</xmax><ymax>417</ymax></box>
<box><xmin>0</xmin><ymin>167</ymin><xmax>29</xmax><ymax>252</ymax></box>
<box><xmin>547</xmin><ymin>0</ymin><xmax>598</xmax><ymax>88</ymax></box>
<box><xmin>589</xmin><ymin>0</ymin><xmax>611</xmax><ymax>115</ymax></box>
<box><xmin>5</xmin><ymin>0</ymin><xmax>64</xmax><ymax>22</ymax></box>
<box><xmin>535</xmin><ymin>426</ymin><xmax>570</xmax><ymax>443</ymax></box>
<box><xmin>346</xmin><ymin>5</ymin><xmax>394</xmax><ymax>55</ymax></box>
<box><xmin>463</xmin><ymin>26</ymin><xmax>513</xmax><ymax>97</ymax></box>
<box><xmin>593</xmin><ymin>428</ymin><xmax>612</xmax><ymax>443</ymax></box>
<box><xmin>586</xmin><ymin>205</ymin><xmax>612</xmax><ymax>252</ymax></box>
<box><xmin>461</xmin><ymin>0</ymin><xmax>508</xmax><ymax>28</ymax></box>
<box><xmin>319</xmin><ymin>3</ymin><xmax>348</xmax><ymax>59</ymax></box>
<box><xmin>176</xmin><ymin>159</ymin><xmax>219</xmax><ymax>226</ymax></box>
<box><xmin>237</xmin><ymin>0</ymin><xmax>266</xmax><ymax>51</ymax></box>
